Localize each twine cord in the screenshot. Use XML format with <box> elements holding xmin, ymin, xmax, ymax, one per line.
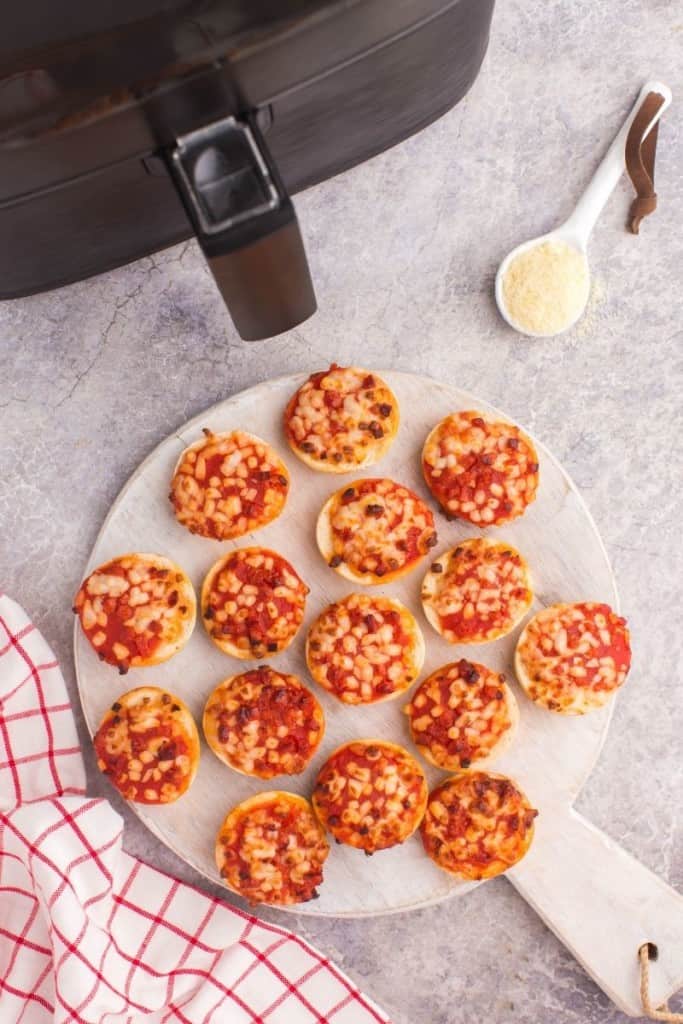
<box><xmin>639</xmin><ymin>944</ymin><xmax>683</xmax><ymax>1022</ymax></box>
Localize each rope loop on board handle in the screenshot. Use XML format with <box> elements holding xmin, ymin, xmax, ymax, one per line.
<box><xmin>639</xmin><ymin>943</ymin><xmax>683</xmax><ymax>1022</ymax></box>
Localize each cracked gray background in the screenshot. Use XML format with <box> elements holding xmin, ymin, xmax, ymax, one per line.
<box><xmin>1</xmin><ymin>1</ymin><xmax>682</xmax><ymax>1021</ymax></box>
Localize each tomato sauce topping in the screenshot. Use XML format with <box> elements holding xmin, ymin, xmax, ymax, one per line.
<box><xmin>307</xmin><ymin>594</ymin><xmax>421</xmax><ymax>704</ymax></box>
<box><xmin>74</xmin><ymin>555</ymin><xmax>193</xmax><ymax>671</ymax></box>
<box><xmin>406</xmin><ymin>660</ymin><xmax>515</xmax><ymax>769</ymax></box>
<box><xmin>217</xmin><ymin>795</ymin><xmax>328</xmax><ymax>905</ymax></box>
<box><xmin>170</xmin><ymin>429</ymin><xmax>289</xmax><ymax>540</ymax></box>
<box><xmin>313</xmin><ymin>741</ymin><xmax>428</xmax><ymax>852</ymax></box>
<box><xmin>421</xmin><ymin>772</ymin><xmax>537</xmax><ymax>880</ymax></box>
<box><xmin>517</xmin><ymin>602</ymin><xmax>631</xmax><ymax>712</ymax></box>
<box><xmin>205</xmin><ymin>667</ymin><xmax>324</xmax><ymax>778</ymax></box>
<box><xmin>326</xmin><ymin>478</ymin><xmax>437</xmax><ymax>579</ymax></box>
<box><xmin>284</xmin><ymin>365</ymin><xmax>398</xmax><ymax>468</ymax></box>
<box><xmin>422</xmin><ymin>411</ymin><xmax>539</xmax><ymax>527</ymax></box>
<box><xmin>423</xmin><ymin>539</ymin><xmax>532</xmax><ymax>644</ymax></box>
<box><xmin>203</xmin><ymin>548</ymin><xmax>308</xmax><ymax>657</ymax></box>
<box><xmin>94</xmin><ymin>690</ymin><xmax>196</xmax><ymax>804</ymax></box>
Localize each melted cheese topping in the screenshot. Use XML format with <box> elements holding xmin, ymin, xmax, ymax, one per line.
<box><xmin>202</xmin><ymin>548</ymin><xmax>308</xmax><ymax>658</ymax></box>
<box><xmin>170</xmin><ymin>429</ymin><xmax>289</xmax><ymax>540</ymax></box>
<box><xmin>422</xmin><ymin>411</ymin><xmax>539</xmax><ymax>526</ymax></box>
<box><xmin>74</xmin><ymin>554</ymin><xmax>195</xmax><ymax>671</ymax></box>
<box><xmin>307</xmin><ymin>594</ymin><xmax>423</xmax><ymax>704</ymax></box>
<box><xmin>516</xmin><ymin>602</ymin><xmax>631</xmax><ymax>714</ymax></box>
<box><xmin>284</xmin><ymin>365</ymin><xmax>398</xmax><ymax>470</ymax></box>
<box><xmin>203</xmin><ymin>667</ymin><xmax>324</xmax><ymax>778</ymax></box>
<box><xmin>94</xmin><ymin>687</ymin><xmax>199</xmax><ymax>804</ymax></box>
<box><xmin>405</xmin><ymin>660</ymin><xmax>516</xmax><ymax>770</ymax></box>
<box><xmin>421</xmin><ymin>771</ymin><xmax>537</xmax><ymax>880</ymax></box>
<box><xmin>216</xmin><ymin>793</ymin><xmax>329</xmax><ymax>906</ymax></box>
<box><xmin>321</xmin><ymin>478</ymin><xmax>437</xmax><ymax>581</ymax></box>
<box><xmin>313</xmin><ymin>740</ymin><xmax>428</xmax><ymax>853</ymax></box>
<box><xmin>422</xmin><ymin>539</ymin><xmax>532</xmax><ymax>643</ymax></box>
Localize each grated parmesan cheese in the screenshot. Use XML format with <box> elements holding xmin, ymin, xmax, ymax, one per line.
<box><xmin>502</xmin><ymin>240</ymin><xmax>590</xmax><ymax>336</ymax></box>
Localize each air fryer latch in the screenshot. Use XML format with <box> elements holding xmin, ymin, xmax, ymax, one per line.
<box><xmin>171</xmin><ymin>117</ymin><xmax>279</xmax><ymax>237</ymax></box>
<box><xmin>167</xmin><ymin>114</ymin><xmax>316</xmax><ymax>341</ymax></box>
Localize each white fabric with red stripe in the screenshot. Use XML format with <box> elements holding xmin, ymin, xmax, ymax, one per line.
<box><xmin>0</xmin><ymin>593</ymin><xmax>391</xmax><ymax>1024</ymax></box>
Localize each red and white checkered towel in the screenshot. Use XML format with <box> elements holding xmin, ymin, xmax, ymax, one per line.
<box><xmin>0</xmin><ymin>594</ymin><xmax>391</xmax><ymax>1024</ymax></box>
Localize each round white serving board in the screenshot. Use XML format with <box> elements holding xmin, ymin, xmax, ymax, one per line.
<box><xmin>75</xmin><ymin>371</ymin><xmax>617</xmax><ymax>918</ymax></box>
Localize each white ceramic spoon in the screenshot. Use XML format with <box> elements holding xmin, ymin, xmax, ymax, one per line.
<box><xmin>496</xmin><ymin>79</ymin><xmax>672</xmax><ymax>337</ymax></box>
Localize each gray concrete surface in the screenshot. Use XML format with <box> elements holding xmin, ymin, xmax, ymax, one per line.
<box><xmin>1</xmin><ymin>1</ymin><xmax>682</xmax><ymax>1020</ymax></box>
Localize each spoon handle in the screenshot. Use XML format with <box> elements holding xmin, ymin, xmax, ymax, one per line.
<box><xmin>564</xmin><ymin>80</ymin><xmax>672</xmax><ymax>248</ymax></box>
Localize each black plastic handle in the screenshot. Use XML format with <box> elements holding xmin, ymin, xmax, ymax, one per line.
<box><xmin>168</xmin><ymin>115</ymin><xmax>316</xmax><ymax>341</ymax></box>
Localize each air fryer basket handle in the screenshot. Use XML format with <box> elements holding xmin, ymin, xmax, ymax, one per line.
<box><xmin>167</xmin><ymin>114</ymin><xmax>316</xmax><ymax>341</ymax></box>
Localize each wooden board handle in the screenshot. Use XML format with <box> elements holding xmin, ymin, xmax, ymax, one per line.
<box><xmin>508</xmin><ymin>806</ymin><xmax>683</xmax><ymax>1017</ymax></box>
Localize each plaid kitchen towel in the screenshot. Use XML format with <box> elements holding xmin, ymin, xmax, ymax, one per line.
<box><xmin>0</xmin><ymin>593</ymin><xmax>391</xmax><ymax>1024</ymax></box>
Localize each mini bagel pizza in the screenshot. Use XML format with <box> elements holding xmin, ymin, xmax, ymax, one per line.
<box><xmin>422</xmin><ymin>410</ymin><xmax>539</xmax><ymax>526</ymax></box>
<box><xmin>316</xmin><ymin>477</ymin><xmax>437</xmax><ymax>584</ymax></box>
<box><xmin>405</xmin><ymin>660</ymin><xmax>519</xmax><ymax>771</ymax></box>
<box><xmin>306</xmin><ymin>594</ymin><xmax>424</xmax><ymax>705</ymax></box>
<box><xmin>74</xmin><ymin>553</ymin><xmax>196</xmax><ymax>672</ymax></box>
<box><xmin>215</xmin><ymin>792</ymin><xmax>329</xmax><ymax>906</ymax></box>
<box><xmin>203</xmin><ymin>667</ymin><xmax>324</xmax><ymax>778</ymax></box>
<box><xmin>420</xmin><ymin>771</ymin><xmax>537</xmax><ymax>880</ymax></box>
<box><xmin>515</xmin><ymin>601</ymin><xmax>631</xmax><ymax>714</ymax></box>
<box><xmin>312</xmin><ymin>739</ymin><xmax>428</xmax><ymax>854</ymax></box>
<box><xmin>421</xmin><ymin>538</ymin><xmax>533</xmax><ymax>644</ymax></box>
<box><xmin>284</xmin><ymin>365</ymin><xmax>399</xmax><ymax>472</ymax></box>
<box><xmin>169</xmin><ymin>429</ymin><xmax>289</xmax><ymax>540</ymax></box>
<box><xmin>93</xmin><ymin>686</ymin><xmax>200</xmax><ymax>804</ymax></box>
<box><xmin>201</xmin><ymin>547</ymin><xmax>308</xmax><ymax>659</ymax></box>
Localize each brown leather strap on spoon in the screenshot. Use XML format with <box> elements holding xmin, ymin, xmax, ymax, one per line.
<box><xmin>625</xmin><ymin>91</ymin><xmax>665</xmax><ymax>233</ymax></box>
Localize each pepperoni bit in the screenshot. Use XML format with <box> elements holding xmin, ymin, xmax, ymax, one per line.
<box><xmin>378</xmin><ymin>403</ymin><xmax>393</xmax><ymax>418</ymax></box>
<box><xmin>507</xmin><ymin>437</ymin><xmax>519</xmax><ymax>450</ymax></box>
<box><xmin>472</xmin><ymin>417</ymin><xmax>485</xmax><ymax>427</ymax></box>
<box><xmin>369</xmin><ymin>421</ymin><xmax>384</xmax><ymax>439</ymax></box>
<box><xmin>458</xmin><ymin>659</ymin><xmax>480</xmax><ymax>684</ymax></box>
<box><xmin>329</xmin><ymin>555</ymin><xmax>343</xmax><ymax>568</ymax></box>
<box><xmin>365</xmin><ymin>504</ymin><xmax>384</xmax><ymax>518</ymax></box>
<box><xmin>431</xmin><ymin>563</ymin><xmax>443</xmax><ymax>573</ymax></box>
